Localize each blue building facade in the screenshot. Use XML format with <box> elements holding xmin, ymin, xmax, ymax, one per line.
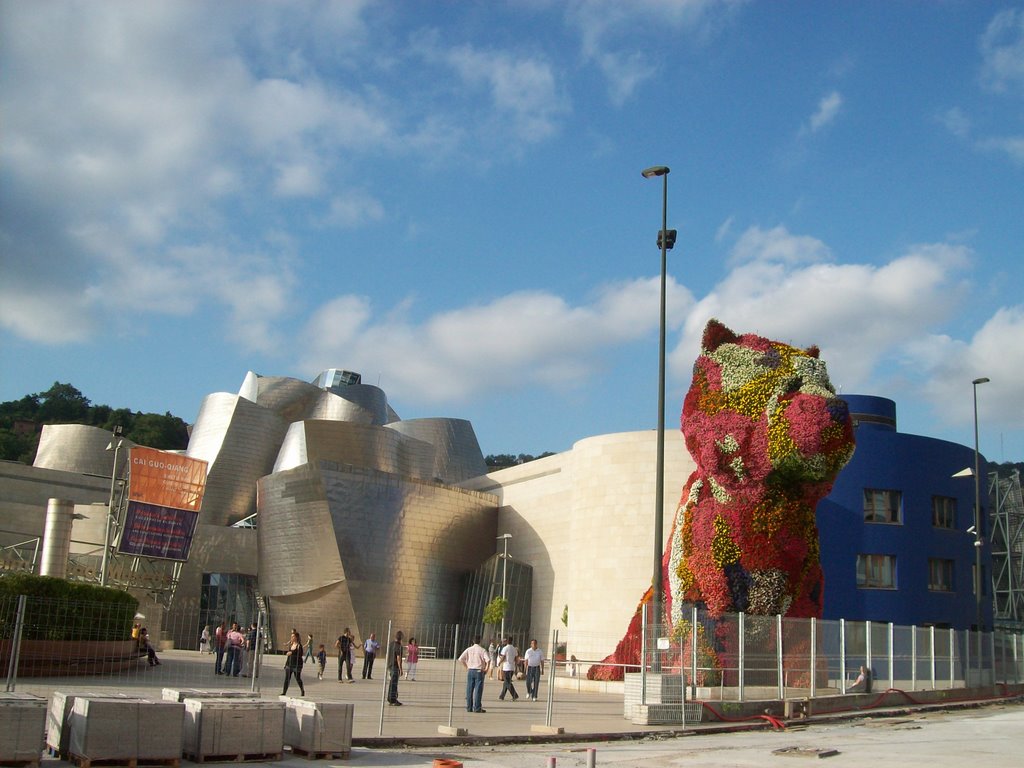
<box><xmin>818</xmin><ymin>395</ymin><xmax>992</xmax><ymax>630</ymax></box>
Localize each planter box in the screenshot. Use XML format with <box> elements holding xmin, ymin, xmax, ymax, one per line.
<box><xmin>0</xmin><ymin>692</ymin><xmax>47</xmax><ymax>763</ymax></box>
<box><xmin>68</xmin><ymin>697</ymin><xmax>183</xmax><ymax>761</ymax></box>
<box><xmin>1</xmin><ymin>639</ymin><xmax>140</xmax><ymax>677</ymax></box>
<box><xmin>182</xmin><ymin>697</ymin><xmax>284</xmax><ymax>761</ymax></box>
<box><xmin>281</xmin><ymin>697</ymin><xmax>353</xmax><ymax>757</ymax></box>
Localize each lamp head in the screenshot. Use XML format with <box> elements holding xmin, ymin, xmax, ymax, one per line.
<box><xmin>641</xmin><ymin>165</ymin><xmax>670</xmax><ymax>178</ymax></box>
<box><xmin>972</xmin><ymin>377</ymin><xmax>990</xmax><ymax>385</ymax></box>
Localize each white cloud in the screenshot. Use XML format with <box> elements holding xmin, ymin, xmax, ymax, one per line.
<box><xmin>908</xmin><ymin>307</ymin><xmax>1024</xmax><ymax>430</ymax></box>
<box><xmin>674</xmin><ymin>227</ymin><xmax>972</xmax><ymax>395</ymax></box>
<box><xmin>807</xmin><ymin>90</ymin><xmax>843</xmax><ymax>134</ymax></box>
<box><xmin>980</xmin><ymin>8</ymin><xmax>1024</xmax><ymax>94</ymax></box>
<box><xmin>728</xmin><ymin>225</ymin><xmax>831</xmax><ymax>265</ymax></box>
<box><xmin>977</xmin><ymin>135</ymin><xmax>1024</xmax><ymax>164</ymax></box>
<box><xmin>298</xmin><ymin>277</ymin><xmax>695</xmax><ymax>404</ymax></box>
<box><xmin>321</xmin><ymin>192</ymin><xmax>386</xmax><ymax>229</ymax></box>
<box><xmin>939</xmin><ymin>107</ymin><xmax>972</xmax><ymax>139</ymax></box>
<box><xmin>442</xmin><ymin>44</ymin><xmax>569</xmax><ymax>143</ymax></box>
<box><xmin>565</xmin><ymin>0</ymin><xmax>742</xmax><ymax>103</ymax></box>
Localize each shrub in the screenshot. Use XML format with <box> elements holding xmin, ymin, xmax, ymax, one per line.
<box><xmin>0</xmin><ymin>574</ymin><xmax>138</xmax><ymax>641</ymax></box>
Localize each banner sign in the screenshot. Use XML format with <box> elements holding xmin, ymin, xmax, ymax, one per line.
<box><xmin>118</xmin><ymin>500</ymin><xmax>200</xmax><ymax>560</ymax></box>
<box><xmin>116</xmin><ymin>447</ymin><xmax>208</xmax><ymax>561</ymax></box>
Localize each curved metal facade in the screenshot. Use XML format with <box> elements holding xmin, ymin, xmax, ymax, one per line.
<box><xmin>34</xmin><ymin>424</ymin><xmax>134</xmax><ymax>477</ymax></box>
<box><xmin>384</xmin><ymin>418</ymin><xmax>488</xmax><ymax>483</ymax></box>
<box><xmin>187</xmin><ymin>393</ymin><xmax>288</xmax><ymax>526</ymax></box>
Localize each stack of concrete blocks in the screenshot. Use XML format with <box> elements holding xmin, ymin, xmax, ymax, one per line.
<box><xmin>46</xmin><ymin>692</ymin><xmax>139</xmax><ymax>759</ymax></box>
<box><xmin>280</xmin><ymin>697</ymin><xmax>353</xmax><ymax>758</ymax></box>
<box><xmin>182</xmin><ymin>697</ymin><xmax>285</xmax><ymax>761</ymax></box>
<box><xmin>67</xmin><ymin>698</ymin><xmax>184</xmax><ymax>763</ymax></box>
<box><xmin>161</xmin><ymin>688</ymin><xmax>260</xmax><ymax>703</ymax></box>
<box><xmin>0</xmin><ymin>692</ymin><xmax>47</xmax><ymax>765</ymax></box>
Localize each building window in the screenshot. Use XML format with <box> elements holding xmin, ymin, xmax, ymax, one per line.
<box><xmin>856</xmin><ymin>554</ymin><xmax>897</xmax><ymax>589</ymax></box>
<box><xmin>931</xmin><ymin>496</ymin><xmax>956</xmax><ymax>529</ymax></box>
<box><xmin>928</xmin><ymin>558</ymin><xmax>955</xmax><ymax>592</ymax></box>
<box><xmin>863</xmin><ymin>489</ymin><xmax>902</xmax><ymax>524</ymax></box>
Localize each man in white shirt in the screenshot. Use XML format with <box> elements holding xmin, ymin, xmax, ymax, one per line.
<box><xmin>498</xmin><ymin>636</ymin><xmax>520</xmax><ymax>702</ymax></box>
<box><xmin>458</xmin><ymin>635</ymin><xmax>490</xmax><ymax>712</ymax></box>
<box><xmin>523</xmin><ymin>638</ymin><xmax>544</xmax><ymax>701</ymax></box>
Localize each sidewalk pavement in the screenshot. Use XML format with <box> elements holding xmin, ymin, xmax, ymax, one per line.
<box><xmin>10</xmin><ymin>648</ymin><xmax>1023</xmax><ymax>757</ymax></box>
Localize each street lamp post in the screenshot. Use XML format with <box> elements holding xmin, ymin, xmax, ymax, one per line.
<box><xmin>101</xmin><ymin>426</ymin><xmax>124</xmax><ymax>587</ymax></box>
<box><xmin>497</xmin><ymin>533</ymin><xmax>512</xmax><ymax>640</ymax></box>
<box><xmin>641</xmin><ymin>165</ymin><xmax>675</xmax><ymax>647</ymax></box>
<box><xmin>972</xmin><ymin>377</ymin><xmax>990</xmax><ymax>633</ymax></box>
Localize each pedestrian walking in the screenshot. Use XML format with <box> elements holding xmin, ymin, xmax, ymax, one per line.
<box><xmin>362</xmin><ymin>632</ymin><xmax>379</xmax><ymax>679</ymax></box>
<box><xmin>335</xmin><ymin>628</ymin><xmax>354</xmax><ymax>682</ymax></box>
<box><xmin>405</xmin><ymin>637</ymin><xmax>419</xmax><ymax>680</ymax></box>
<box><xmin>282</xmin><ymin>630</ymin><xmax>306</xmax><ymax>696</ymax></box>
<box><xmin>386</xmin><ymin>631</ymin><xmax>404</xmax><ymax>705</ymax></box>
<box><xmin>458</xmin><ymin>635</ymin><xmax>490</xmax><ymax>713</ymax></box>
<box><xmin>498</xmin><ymin>636</ymin><xmax>520</xmax><ymax>701</ymax></box>
<box><xmin>524</xmin><ymin>638</ymin><xmax>544</xmax><ymax>701</ymax></box>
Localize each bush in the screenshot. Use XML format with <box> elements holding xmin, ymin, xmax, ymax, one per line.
<box><xmin>0</xmin><ymin>574</ymin><xmax>138</xmax><ymax>641</ymax></box>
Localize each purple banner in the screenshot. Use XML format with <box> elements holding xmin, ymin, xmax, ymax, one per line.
<box><xmin>117</xmin><ymin>500</ymin><xmax>199</xmax><ymax>560</ymax></box>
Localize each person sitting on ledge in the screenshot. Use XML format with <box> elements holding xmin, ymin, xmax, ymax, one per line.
<box><xmin>851</xmin><ymin>664</ymin><xmax>871</xmax><ymax>692</ymax></box>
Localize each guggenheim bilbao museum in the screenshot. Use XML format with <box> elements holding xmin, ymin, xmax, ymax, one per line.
<box><xmin>0</xmin><ymin>347</ymin><xmax>999</xmax><ymax>661</ymax></box>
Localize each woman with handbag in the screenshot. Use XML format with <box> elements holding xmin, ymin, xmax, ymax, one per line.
<box><xmin>282</xmin><ymin>630</ymin><xmax>306</xmax><ymax>696</ymax></box>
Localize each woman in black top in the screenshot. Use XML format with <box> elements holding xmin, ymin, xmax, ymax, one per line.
<box><xmin>282</xmin><ymin>630</ymin><xmax>305</xmax><ymax>696</ymax></box>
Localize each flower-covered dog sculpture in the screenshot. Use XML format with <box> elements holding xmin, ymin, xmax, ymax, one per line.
<box><xmin>591</xmin><ymin>319</ymin><xmax>854</xmax><ymax>680</ymax></box>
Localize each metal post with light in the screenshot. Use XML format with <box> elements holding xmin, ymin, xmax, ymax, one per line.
<box><xmin>497</xmin><ymin>533</ymin><xmax>512</xmax><ymax>641</ymax></box>
<box><xmin>641</xmin><ymin>165</ymin><xmax>675</xmax><ymax>654</ymax></box>
<box><xmin>972</xmin><ymin>376</ymin><xmax>990</xmax><ymax>633</ymax></box>
<box><xmin>101</xmin><ymin>426</ymin><xmax>124</xmax><ymax>587</ymax></box>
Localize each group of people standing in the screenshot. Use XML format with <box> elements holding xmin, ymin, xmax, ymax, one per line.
<box><xmin>459</xmin><ymin>636</ymin><xmax>544</xmax><ymax>713</ymax></box>
<box><xmin>205</xmin><ymin>621</ymin><xmax>259</xmax><ymax>677</ymax></box>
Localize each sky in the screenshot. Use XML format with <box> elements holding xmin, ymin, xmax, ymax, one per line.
<box><xmin>1</xmin><ymin>0</ymin><xmax>1022</xmax><ymax>464</ymax></box>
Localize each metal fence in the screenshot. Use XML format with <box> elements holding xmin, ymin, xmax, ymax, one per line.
<box><xmin>636</xmin><ymin>603</ymin><xmax>1023</xmax><ymax>702</ymax></box>
<box><xmin>3</xmin><ymin>593</ymin><xmax>1023</xmax><ymax>736</ymax></box>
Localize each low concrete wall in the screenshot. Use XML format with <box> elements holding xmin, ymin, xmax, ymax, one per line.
<box><xmin>0</xmin><ymin>639</ymin><xmax>141</xmax><ymax>677</ymax></box>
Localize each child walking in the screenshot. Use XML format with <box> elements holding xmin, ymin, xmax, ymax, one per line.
<box><xmin>316</xmin><ymin>644</ymin><xmax>327</xmax><ymax>680</ymax></box>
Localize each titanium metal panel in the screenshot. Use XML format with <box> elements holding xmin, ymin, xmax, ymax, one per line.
<box><xmin>33</xmin><ymin>424</ymin><xmax>134</xmax><ymax>477</ymax></box>
<box><xmin>239</xmin><ymin>372</ymin><xmax>323</xmax><ymax>422</ymax></box>
<box><xmin>273</xmin><ymin>420</ymin><xmax>435</xmax><ymax>479</ymax></box>
<box><xmin>384</xmin><ymin>418</ymin><xmax>487</xmax><ymax>483</ymax></box>
<box><xmin>186</xmin><ymin>393</ymin><xmax>288</xmax><ymax>526</ymax></box>
<box><xmin>258</xmin><ymin>461</ymin><xmax>497</xmax><ymax>640</ymax></box>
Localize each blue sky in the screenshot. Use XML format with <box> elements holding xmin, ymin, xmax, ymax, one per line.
<box><xmin>1</xmin><ymin>0</ymin><xmax>1022</xmax><ymax>464</ymax></box>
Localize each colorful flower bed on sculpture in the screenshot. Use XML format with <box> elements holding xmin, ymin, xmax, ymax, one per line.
<box><xmin>589</xmin><ymin>319</ymin><xmax>855</xmax><ymax>681</ymax></box>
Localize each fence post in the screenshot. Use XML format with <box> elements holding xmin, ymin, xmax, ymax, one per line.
<box><xmin>737</xmin><ymin>612</ymin><xmax>745</xmax><ymax>702</ymax></box>
<box><xmin>776</xmin><ymin>614</ymin><xmax>783</xmax><ymax>701</ymax></box>
<box><xmin>990</xmin><ymin>631</ymin><xmax>996</xmax><ymax>686</ymax></box>
<box><xmin>446</xmin><ymin>624</ymin><xmax>459</xmax><ymax>729</ymax></box>
<box><xmin>690</xmin><ymin>605</ymin><xmax>697</xmax><ymax>699</ymax></box>
<box><xmin>640</xmin><ymin>602</ymin><xmax>648</xmax><ymax>706</ymax></box>
<box><xmin>888</xmin><ymin>622</ymin><xmax>894</xmax><ymax>690</ymax></box>
<box><xmin>949</xmin><ymin>628</ymin><xmax>956</xmax><ymax>688</ymax></box>
<box><xmin>964</xmin><ymin>628</ymin><xmax>971</xmax><ymax>687</ymax></box>
<box><xmin>810</xmin><ymin>617</ymin><xmax>817</xmax><ymax>698</ymax></box>
<box><xmin>930</xmin><ymin>625</ymin><xmax>936</xmax><ymax>690</ymax></box>
<box><xmin>4</xmin><ymin>594</ymin><xmax>27</xmax><ymax>692</ymax></box>
<box><xmin>911</xmin><ymin>624</ymin><xmax>917</xmax><ymax>691</ymax></box>
<box><xmin>839</xmin><ymin>618</ymin><xmax>846</xmax><ymax>694</ymax></box>
<box><xmin>545</xmin><ymin>629</ymin><xmax>556</xmax><ymax>726</ymax></box>
<box><xmin>865</xmin><ymin>620</ymin><xmax>872</xmax><ymax>680</ymax></box>
<box><xmin>378</xmin><ymin>619</ymin><xmax>391</xmax><ymax>736</ymax></box>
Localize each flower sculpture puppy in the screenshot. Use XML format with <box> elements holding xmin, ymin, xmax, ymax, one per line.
<box><xmin>590</xmin><ymin>319</ymin><xmax>854</xmax><ymax>680</ymax></box>
<box><xmin>668</xmin><ymin>319</ymin><xmax>855</xmax><ymax>625</ymax></box>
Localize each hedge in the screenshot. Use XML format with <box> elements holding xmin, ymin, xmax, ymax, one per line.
<box><xmin>0</xmin><ymin>574</ymin><xmax>138</xmax><ymax>641</ymax></box>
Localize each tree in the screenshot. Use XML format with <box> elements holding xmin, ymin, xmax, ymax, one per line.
<box><xmin>35</xmin><ymin>382</ymin><xmax>90</xmax><ymax>423</ymax></box>
<box><xmin>483</xmin><ymin>597</ymin><xmax>508</xmax><ymax>629</ymax></box>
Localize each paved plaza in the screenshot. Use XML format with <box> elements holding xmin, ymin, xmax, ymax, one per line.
<box><xmin>10</xmin><ymin>649</ymin><xmax>1024</xmax><ymax>767</ymax></box>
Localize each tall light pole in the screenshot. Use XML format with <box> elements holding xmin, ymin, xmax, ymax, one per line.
<box><xmin>497</xmin><ymin>533</ymin><xmax>512</xmax><ymax>640</ymax></box>
<box><xmin>641</xmin><ymin>165</ymin><xmax>675</xmax><ymax>644</ymax></box>
<box><xmin>972</xmin><ymin>377</ymin><xmax>990</xmax><ymax>633</ymax></box>
<box><xmin>101</xmin><ymin>426</ymin><xmax>124</xmax><ymax>587</ymax></box>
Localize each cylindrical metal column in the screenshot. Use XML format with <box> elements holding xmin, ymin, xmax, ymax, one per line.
<box><xmin>39</xmin><ymin>498</ymin><xmax>75</xmax><ymax>578</ymax></box>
